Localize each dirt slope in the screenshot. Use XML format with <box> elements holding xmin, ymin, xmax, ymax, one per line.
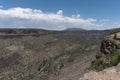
<box><xmin>79</xmin><ymin>64</ymin><xmax>120</xmax><ymax>80</ymax></box>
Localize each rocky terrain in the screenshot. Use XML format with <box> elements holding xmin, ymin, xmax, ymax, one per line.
<box><xmin>79</xmin><ymin>63</ymin><xmax>120</xmax><ymax>80</ymax></box>
<box><xmin>80</xmin><ymin>31</ymin><xmax>120</xmax><ymax>80</ymax></box>
<box><xmin>0</xmin><ymin>28</ymin><xmax>115</xmax><ymax>80</ymax></box>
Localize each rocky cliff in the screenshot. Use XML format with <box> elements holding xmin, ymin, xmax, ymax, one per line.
<box><xmin>80</xmin><ymin>32</ymin><xmax>120</xmax><ymax>80</ymax></box>
<box><xmin>101</xmin><ymin>32</ymin><xmax>120</xmax><ymax>55</ymax></box>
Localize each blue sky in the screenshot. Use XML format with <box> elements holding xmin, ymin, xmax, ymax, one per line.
<box><xmin>0</xmin><ymin>0</ymin><xmax>120</xmax><ymax>30</ymax></box>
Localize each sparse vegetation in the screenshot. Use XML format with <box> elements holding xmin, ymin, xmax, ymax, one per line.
<box><xmin>0</xmin><ymin>49</ymin><xmax>10</xmax><ymax>57</ymax></box>
<box><xmin>0</xmin><ymin>29</ymin><xmax>109</xmax><ymax>80</ymax></box>
<box><xmin>110</xmin><ymin>28</ymin><xmax>120</xmax><ymax>34</ymax></box>
<box><xmin>110</xmin><ymin>53</ymin><xmax>120</xmax><ymax>66</ymax></box>
<box><xmin>92</xmin><ymin>52</ymin><xmax>120</xmax><ymax>71</ymax></box>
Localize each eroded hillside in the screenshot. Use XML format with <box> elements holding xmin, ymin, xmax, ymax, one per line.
<box><xmin>0</xmin><ymin>29</ymin><xmax>109</xmax><ymax>80</ymax></box>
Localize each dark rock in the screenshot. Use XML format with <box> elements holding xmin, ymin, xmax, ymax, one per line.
<box><xmin>92</xmin><ymin>32</ymin><xmax>120</xmax><ymax>71</ymax></box>
<box><xmin>100</xmin><ymin>33</ymin><xmax>120</xmax><ymax>55</ymax></box>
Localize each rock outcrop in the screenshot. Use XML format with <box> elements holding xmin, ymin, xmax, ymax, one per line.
<box><xmin>79</xmin><ymin>32</ymin><xmax>120</xmax><ymax>80</ymax></box>
<box><xmin>100</xmin><ymin>33</ymin><xmax>120</xmax><ymax>55</ymax></box>
<box><xmin>91</xmin><ymin>32</ymin><xmax>120</xmax><ymax>71</ymax></box>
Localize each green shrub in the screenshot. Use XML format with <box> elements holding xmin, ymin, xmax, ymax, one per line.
<box><xmin>110</xmin><ymin>29</ymin><xmax>120</xmax><ymax>34</ymax></box>
<box><xmin>110</xmin><ymin>54</ymin><xmax>120</xmax><ymax>66</ymax></box>
<box><xmin>91</xmin><ymin>59</ymin><xmax>108</xmax><ymax>71</ymax></box>
<box><xmin>92</xmin><ymin>52</ymin><xmax>120</xmax><ymax>71</ymax></box>
<box><xmin>96</xmin><ymin>53</ymin><xmax>102</xmax><ymax>59</ymax></box>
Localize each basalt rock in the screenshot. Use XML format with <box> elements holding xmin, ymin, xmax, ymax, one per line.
<box><xmin>91</xmin><ymin>32</ymin><xmax>120</xmax><ymax>71</ymax></box>
<box><xmin>100</xmin><ymin>32</ymin><xmax>120</xmax><ymax>55</ymax></box>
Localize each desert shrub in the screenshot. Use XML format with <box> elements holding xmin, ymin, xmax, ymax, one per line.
<box><xmin>92</xmin><ymin>52</ymin><xmax>120</xmax><ymax>71</ymax></box>
<box><xmin>110</xmin><ymin>28</ymin><xmax>120</xmax><ymax>34</ymax></box>
<box><xmin>38</xmin><ymin>55</ymin><xmax>65</xmax><ymax>75</ymax></box>
<box><xmin>110</xmin><ymin>54</ymin><xmax>120</xmax><ymax>66</ymax></box>
<box><xmin>91</xmin><ymin>59</ymin><xmax>109</xmax><ymax>71</ymax></box>
<box><xmin>96</xmin><ymin>53</ymin><xmax>102</xmax><ymax>59</ymax></box>
<box><xmin>0</xmin><ymin>49</ymin><xmax>9</xmax><ymax>57</ymax></box>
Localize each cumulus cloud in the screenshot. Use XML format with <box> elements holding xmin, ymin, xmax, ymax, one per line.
<box><xmin>72</xmin><ymin>14</ymin><xmax>80</xmax><ymax>18</ymax></box>
<box><xmin>0</xmin><ymin>7</ymin><xmax>101</xmax><ymax>30</ymax></box>
<box><xmin>57</xmin><ymin>10</ymin><xmax>63</xmax><ymax>16</ymax></box>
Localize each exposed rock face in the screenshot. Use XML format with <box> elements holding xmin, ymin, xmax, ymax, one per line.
<box><xmin>92</xmin><ymin>32</ymin><xmax>120</xmax><ymax>71</ymax></box>
<box><xmin>100</xmin><ymin>33</ymin><xmax>120</xmax><ymax>55</ymax></box>
<box><xmin>114</xmin><ymin>32</ymin><xmax>120</xmax><ymax>40</ymax></box>
<box><xmin>80</xmin><ymin>32</ymin><xmax>120</xmax><ymax>80</ymax></box>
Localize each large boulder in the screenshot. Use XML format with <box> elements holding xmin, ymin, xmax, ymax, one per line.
<box><xmin>100</xmin><ymin>33</ymin><xmax>120</xmax><ymax>55</ymax></box>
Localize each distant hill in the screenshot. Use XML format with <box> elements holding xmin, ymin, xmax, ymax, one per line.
<box><xmin>64</xmin><ymin>28</ymin><xmax>86</xmax><ymax>31</ymax></box>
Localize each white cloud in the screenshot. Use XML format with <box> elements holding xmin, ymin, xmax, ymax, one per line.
<box><xmin>57</xmin><ymin>10</ymin><xmax>63</xmax><ymax>16</ymax></box>
<box><xmin>72</xmin><ymin>14</ymin><xmax>80</xmax><ymax>18</ymax></box>
<box><xmin>0</xmin><ymin>7</ymin><xmax>101</xmax><ymax>30</ymax></box>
